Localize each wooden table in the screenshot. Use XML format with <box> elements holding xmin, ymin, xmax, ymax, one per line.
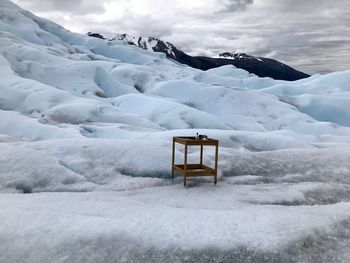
<box><xmin>172</xmin><ymin>136</ymin><xmax>219</xmax><ymax>186</ymax></box>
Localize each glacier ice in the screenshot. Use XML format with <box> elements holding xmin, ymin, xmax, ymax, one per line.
<box><xmin>1</xmin><ymin>1</ymin><xmax>350</xmax><ymax>262</ymax></box>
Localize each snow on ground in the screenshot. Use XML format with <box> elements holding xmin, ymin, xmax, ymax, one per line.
<box><xmin>1</xmin><ymin>1</ymin><xmax>350</xmax><ymax>262</ymax></box>
<box><xmin>1</xmin><ymin>185</ymin><xmax>350</xmax><ymax>263</ymax></box>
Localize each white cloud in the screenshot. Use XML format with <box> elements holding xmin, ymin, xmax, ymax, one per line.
<box><xmin>14</xmin><ymin>0</ymin><xmax>106</xmax><ymax>14</ymax></box>
<box><xmin>12</xmin><ymin>0</ymin><xmax>350</xmax><ymax>74</ymax></box>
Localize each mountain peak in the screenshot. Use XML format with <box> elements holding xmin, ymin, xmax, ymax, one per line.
<box><xmin>87</xmin><ymin>32</ymin><xmax>178</xmax><ymax>59</ymax></box>
<box><xmin>87</xmin><ymin>32</ymin><xmax>309</xmax><ymax>80</ymax></box>
<box><xmin>219</xmin><ymin>52</ymin><xmax>262</xmax><ymax>61</ymax></box>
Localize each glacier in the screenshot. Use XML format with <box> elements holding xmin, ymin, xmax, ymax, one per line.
<box><xmin>1</xmin><ymin>1</ymin><xmax>350</xmax><ymax>262</ymax></box>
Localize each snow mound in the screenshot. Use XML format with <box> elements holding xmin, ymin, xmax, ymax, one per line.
<box><xmin>0</xmin><ymin>0</ymin><xmax>350</xmax><ymax>187</ymax></box>
<box><xmin>1</xmin><ymin>0</ymin><xmax>350</xmax><ymax>143</ymax></box>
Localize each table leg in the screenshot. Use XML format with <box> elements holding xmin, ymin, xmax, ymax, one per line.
<box><xmin>214</xmin><ymin>143</ymin><xmax>218</xmax><ymax>185</ymax></box>
<box><xmin>184</xmin><ymin>144</ymin><xmax>188</xmax><ymax>186</ymax></box>
<box><xmin>172</xmin><ymin>139</ymin><xmax>175</xmax><ymax>180</ymax></box>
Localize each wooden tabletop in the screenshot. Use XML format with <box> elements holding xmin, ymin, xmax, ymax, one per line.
<box><xmin>173</xmin><ymin>136</ymin><xmax>218</xmax><ymax>145</ymax></box>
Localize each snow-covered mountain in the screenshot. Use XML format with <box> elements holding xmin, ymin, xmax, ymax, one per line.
<box><xmin>87</xmin><ymin>32</ymin><xmax>178</xmax><ymax>58</ymax></box>
<box><xmin>87</xmin><ymin>32</ymin><xmax>310</xmax><ymax>81</ymax></box>
<box><xmin>2</xmin><ymin>1</ymin><xmax>350</xmax><ymax>262</ymax></box>
<box><xmin>219</xmin><ymin>52</ymin><xmax>262</xmax><ymax>60</ymax></box>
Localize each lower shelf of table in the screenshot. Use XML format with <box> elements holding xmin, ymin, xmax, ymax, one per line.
<box><xmin>173</xmin><ymin>164</ymin><xmax>216</xmax><ymax>177</ymax></box>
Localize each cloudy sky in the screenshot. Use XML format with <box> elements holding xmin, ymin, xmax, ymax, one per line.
<box><xmin>13</xmin><ymin>0</ymin><xmax>350</xmax><ymax>74</ymax></box>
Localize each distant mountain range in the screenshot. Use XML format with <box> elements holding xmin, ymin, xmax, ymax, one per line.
<box><xmin>87</xmin><ymin>32</ymin><xmax>310</xmax><ymax>81</ymax></box>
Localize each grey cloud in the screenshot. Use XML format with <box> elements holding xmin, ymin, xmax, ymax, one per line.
<box><xmin>13</xmin><ymin>0</ymin><xmax>350</xmax><ymax>74</ymax></box>
<box><xmin>15</xmin><ymin>0</ymin><xmax>106</xmax><ymax>14</ymax></box>
<box><xmin>219</xmin><ymin>0</ymin><xmax>254</xmax><ymax>12</ymax></box>
<box><xmin>81</xmin><ymin>12</ymin><xmax>174</xmax><ymax>39</ymax></box>
<box><xmin>120</xmin><ymin>15</ymin><xmax>173</xmax><ymax>38</ymax></box>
